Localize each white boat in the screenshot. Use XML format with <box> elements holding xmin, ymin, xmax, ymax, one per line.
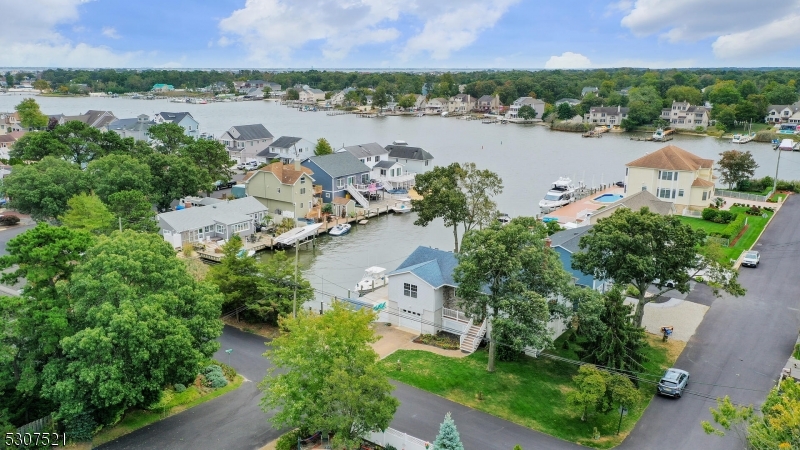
<box><xmin>441</xmin><ymin>111</ymin><xmax>449</xmax><ymax>117</ymax></box>
<box><xmin>778</xmin><ymin>139</ymin><xmax>795</xmax><ymax>151</ymax></box>
<box><xmin>538</xmin><ymin>177</ymin><xmax>578</xmax><ymax>212</ymax></box>
<box><xmin>652</xmin><ymin>128</ymin><xmax>665</xmax><ymax>141</ymax></box>
<box><xmin>390</xmin><ymin>197</ymin><xmax>413</xmax><ymax>213</ymax></box>
<box><xmin>273</xmin><ymin>223</ymin><xmax>323</xmax><ymax>247</ymax></box>
<box><xmin>497</xmin><ymin>213</ymin><xmax>512</xmax><ymax>225</ymax></box>
<box><xmin>354</xmin><ymin>266</ymin><xmax>387</xmax><ymax>293</ymax></box>
<box><xmin>328</xmin><ymin>223</ymin><xmax>351</xmax><ymax>236</ymax></box>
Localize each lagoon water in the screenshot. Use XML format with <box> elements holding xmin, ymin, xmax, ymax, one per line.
<box><xmin>2</xmin><ymin>94</ymin><xmax>797</xmax><ymax>304</ymax></box>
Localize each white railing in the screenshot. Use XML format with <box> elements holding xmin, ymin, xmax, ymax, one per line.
<box><xmin>443</xmin><ymin>307</ymin><xmax>469</xmax><ymax>322</ymax></box>
<box><xmin>366</xmin><ymin>427</ymin><xmax>429</xmax><ymax>450</ymax></box>
<box><xmin>682</xmin><ymin>208</ymin><xmax>702</xmax><ymax>218</ymax></box>
<box><xmin>465</xmin><ymin>319</ymin><xmax>488</xmax><ymax>353</ymax></box>
<box><xmin>345</xmin><ymin>184</ymin><xmax>370</xmax><ymax>208</ymax></box>
<box><xmin>716</xmin><ymin>189</ymin><xmax>772</xmax><ymax>203</ymax></box>
<box><xmin>458</xmin><ymin>317</ymin><xmax>474</xmax><ymax>348</ymax></box>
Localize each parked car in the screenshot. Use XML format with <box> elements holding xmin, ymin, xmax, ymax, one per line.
<box><xmin>236</xmin><ymin>161</ymin><xmax>258</xmax><ymax>170</ymax></box>
<box><xmin>741</xmin><ymin>250</ymin><xmax>760</xmax><ymax>268</ymax></box>
<box><xmin>214</xmin><ymin>180</ymin><xmax>236</xmax><ymax>190</ymax></box>
<box><xmin>657</xmin><ymin>368</ymin><xmax>689</xmax><ymax>398</ymax></box>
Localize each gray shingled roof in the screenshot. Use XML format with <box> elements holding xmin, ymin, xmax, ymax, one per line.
<box><xmin>385</xmin><ymin>144</ymin><xmax>434</xmax><ymax>161</ymax></box>
<box><xmin>388</xmin><ymin>246</ymin><xmax>459</xmax><ymax>288</ymax></box>
<box><xmin>305</xmin><ymin>152</ymin><xmax>369</xmax><ymax>178</ymax></box>
<box><xmin>548</xmin><ymin>226</ymin><xmax>594</xmax><ymax>254</ymax></box>
<box><xmin>157</xmin><ymin>197</ymin><xmax>266</xmax><ymax>233</ymax></box>
<box><xmin>340</xmin><ymin>142</ymin><xmax>387</xmax><ymax>158</ymax></box>
<box><xmin>373</xmin><ymin>160</ymin><xmax>400</xmax><ymax>169</ymax></box>
<box><xmin>269</xmin><ymin>136</ymin><xmax>303</xmax><ymax>149</ymax></box>
<box><xmin>157</xmin><ymin>112</ymin><xmax>194</xmax><ymax>123</ymax></box>
<box><xmin>255</xmin><ymin>150</ymin><xmax>280</xmax><ymax>158</ymax></box>
<box><xmin>230</xmin><ymin>124</ymin><xmax>273</xmax><ymax>140</ymax></box>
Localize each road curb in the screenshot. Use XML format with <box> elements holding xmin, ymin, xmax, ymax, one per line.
<box><xmin>733</xmin><ymin>197</ymin><xmax>785</xmax><ymax>269</ymax></box>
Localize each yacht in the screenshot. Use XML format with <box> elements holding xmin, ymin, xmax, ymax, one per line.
<box><xmin>538</xmin><ymin>178</ymin><xmax>578</xmax><ymax>212</ymax></box>
<box><xmin>354</xmin><ymin>266</ymin><xmax>388</xmax><ymax>294</ymax></box>
<box><xmin>389</xmin><ymin>197</ymin><xmax>413</xmax><ymax>213</ymax></box>
<box><xmin>328</xmin><ymin>223</ymin><xmax>351</xmax><ymax>236</ymax></box>
<box><xmin>652</xmin><ymin>128</ymin><xmax>665</xmax><ymax>141</ymax></box>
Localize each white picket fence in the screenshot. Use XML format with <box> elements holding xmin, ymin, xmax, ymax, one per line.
<box><xmin>366</xmin><ymin>427</ymin><xmax>429</xmax><ymax>450</ymax></box>
<box><xmin>716</xmin><ymin>189</ymin><xmax>772</xmax><ymax>203</ymax></box>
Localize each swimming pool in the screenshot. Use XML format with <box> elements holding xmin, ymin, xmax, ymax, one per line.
<box><xmin>594</xmin><ymin>193</ymin><xmax>624</xmax><ymax>203</ymax></box>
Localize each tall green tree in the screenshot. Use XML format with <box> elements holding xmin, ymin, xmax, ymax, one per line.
<box><xmin>286</xmin><ymin>88</ymin><xmax>300</xmax><ymax>100</ymax></box>
<box><xmin>106</xmin><ymin>190</ymin><xmax>158</xmax><ymax>233</ymax></box>
<box><xmin>373</xmin><ymin>86</ymin><xmax>388</xmax><ymax>109</ymax></box>
<box><xmin>713</xmin><ymin>105</ymin><xmax>737</xmax><ymax>130</ymax></box>
<box><xmin>183</xmin><ymin>138</ymin><xmax>233</xmax><ymax>189</ymax></box>
<box><xmin>398</xmin><ymin>94</ymin><xmax>416</xmax><ymax>109</ymax></box>
<box><xmin>207</xmin><ymin>235</ymin><xmax>262</xmax><ymax>317</ymax></box>
<box><xmin>665</xmin><ymin>85</ymin><xmax>703</xmax><ymax>105</ymax></box>
<box><xmin>1</xmin><ymin>156</ymin><xmax>90</xmax><ymax>221</ymax></box>
<box><xmin>412</xmin><ymin>163</ymin><xmax>468</xmax><ymax>252</ymax></box>
<box><xmin>517</xmin><ymin>104</ymin><xmax>538</xmax><ymax>120</ymax></box>
<box><xmin>9</xmin><ymin>131</ymin><xmax>68</xmax><ymax>162</ymax></box>
<box><xmin>260</xmin><ymin>302</ymin><xmax>399</xmax><ymax>450</ymax></box>
<box><xmin>253</xmin><ymin>250</ymin><xmax>313</xmax><ymax>325</ymax></box>
<box><xmin>87</xmin><ymin>154</ymin><xmax>153</xmax><ymax>202</ymax></box>
<box><xmin>717</xmin><ymin>150</ymin><xmax>759</xmax><ymax>190</ymax></box>
<box><xmin>764</xmin><ymin>84</ymin><xmax>798</xmax><ymax>105</ymax></box>
<box><xmin>572</xmin><ymin>207</ymin><xmax>744</xmax><ymax>327</ymax></box>
<box><xmin>147</xmin><ymin>122</ymin><xmax>192</xmax><ymax>154</ymax></box>
<box><xmin>457</xmin><ymin>162</ymin><xmax>504</xmax><ymax>232</ymax></box>
<box><xmin>567</xmin><ymin>365</ymin><xmax>607</xmax><ymax>421</ymax></box>
<box><xmin>556</xmin><ymin>102</ymin><xmax>574</xmax><ymax>120</ymax></box>
<box><xmin>708</xmin><ymin>82</ymin><xmax>743</xmax><ymax>106</ymax></box>
<box><xmin>60</xmin><ymin>193</ymin><xmax>115</xmax><ymax>234</ymax></box>
<box><xmin>582</xmin><ymin>288</ymin><xmax>647</xmax><ymax>373</ymax></box>
<box><xmin>433</xmin><ymin>412</ymin><xmax>465</xmax><ymax>450</ymax></box>
<box><xmin>314</xmin><ymin>137</ymin><xmax>334</xmax><ymax>156</ymax></box>
<box><xmin>145</xmin><ymin>153</ymin><xmax>206</xmax><ymax>210</ymax></box>
<box><xmin>14</xmin><ymin>98</ymin><xmax>48</xmax><ymax>129</ymax></box>
<box><xmin>627</xmin><ymin>86</ymin><xmax>663</xmax><ymax>125</ymax></box>
<box><xmin>41</xmin><ymin>231</ymin><xmax>223</xmax><ymax>429</ymax></box>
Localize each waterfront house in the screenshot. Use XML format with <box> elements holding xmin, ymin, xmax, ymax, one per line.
<box><xmin>476</xmin><ymin>95</ymin><xmax>502</xmax><ymax>113</ymax></box>
<box><xmin>581</xmin><ymin>86</ymin><xmax>599</xmax><ymax>97</ymax></box>
<box><xmin>1</xmin><ymin>112</ymin><xmax>22</xmax><ymax>134</ymax></box>
<box><xmin>765</xmin><ymin>103</ymin><xmax>800</xmax><ymax>123</ymax></box>
<box><xmin>153</xmin><ymin>112</ymin><xmax>200</xmax><ymax>138</ymax></box>
<box><xmin>219</xmin><ymin>124</ymin><xmax>274</xmax><ymax>164</ymax></box>
<box><xmin>425</xmin><ymin>98</ymin><xmax>447</xmax><ymax>114</ymax></box>
<box><xmin>413</xmin><ymin>94</ymin><xmax>427</xmax><ymax>110</ymax></box>
<box><xmin>555</xmin><ymin>98</ymin><xmax>581</xmax><ymax>107</ymax></box>
<box><xmin>157</xmin><ymin>196</ymin><xmax>268</xmax><ymax>248</ymax></box>
<box><xmin>243</xmin><ymin>160</ymin><xmax>315</xmax><ymax>219</ymax></box>
<box><xmin>330</xmin><ymin>87</ymin><xmax>355</xmax><ymax>105</ymax></box>
<box><xmin>301</xmin><ymin>152</ymin><xmax>371</xmax><ymax>205</ymax></box>
<box><xmin>257</xmin><ymin>136</ymin><xmax>314</xmax><ymax>164</ymax></box>
<box><xmin>660</xmin><ymin>101</ymin><xmax>710</xmax><ymax>129</ymax></box>
<box><xmin>372</xmin><ymin>160</ymin><xmax>414</xmax><ymax>190</ymax></box>
<box><xmin>447</xmin><ymin>94</ymin><xmax>476</xmax><ymax>113</ymax></box>
<box><xmin>107</xmin><ymin>114</ymin><xmax>155</xmax><ymax>142</ymax></box>
<box><xmin>624</xmin><ymin>145</ymin><xmax>715</xmax><ymax>213</ymax></box>
<box><xmin>548</xmin><ymin>226</ymin><xmax>609</xmax><ymax>292</ymax></box>
<box><xmin>588</xmin><ymin>189</ymin><xmax>675</xmax><ymax>225</ymax></box>
<box><xmin>618</xmin><ymin>87</ymin><xmax>633</xmax><ymax>96</ymax></box>
<box><xmin>584</xmin><ymin>105</ymin><xmax>629</xmax><ymax>126</ymax></box>
<box><xmin>152</xmin><ymin>83</ymin><xmax>174</xmax><ymax>92</ymax></box>
<box><xmin>385</xmin><ymin>141</ymin><xmax>434</xmax><ymax>174</ymax></box>
<box><xmin>506</xmin><ymin>97</ymin><xmax>545</xmax><ymax>120</ymax></box>
<box><xmin>0</xmin><ymin>131</ymin><xmax>25</xmax><ymax>159</ymax></box>
<box><xmin>59</xmin><ymin>110</ymin><xmax>117</xmax><ymax>130</ymax></box>
<box><xmin>298</xmin><ymin>85</ymin><xmax>325</xmax><ymax>103</ymax></box>
<box><xmin>337</xmin><ymin>142</ymin><xmax>388</xmax><ymax>169</ymax></box>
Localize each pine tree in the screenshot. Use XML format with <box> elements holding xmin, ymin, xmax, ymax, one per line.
<box><xmin>584</xmin><ymin>288</ymin><xmax>647</xmax><ymax>373</ymax></box>
<box><xmin>433</xmin><ymin>412</ymin><xmax>464</xmax><ymax>450</ymax></box>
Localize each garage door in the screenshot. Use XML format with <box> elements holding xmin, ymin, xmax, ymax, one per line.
<box><xmin>399</xmin><ymin>308</ymin><xmax>422</xmax><ymax>332</ymax></box>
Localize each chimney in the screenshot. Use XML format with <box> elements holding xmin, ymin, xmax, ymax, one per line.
<box><xmin>544</xmin><ymin>238</ymin><xmax>552</xmax><ymax>248</ymax></box>
<box><xmin>617</xmin><ymin>105</ymin><xmax>621</xmax><ymax>113</ymax></box>
<box><xmin>294</xmin><ymin>159</ymin><xmax>301</xmax><ymax>171</ymax></box>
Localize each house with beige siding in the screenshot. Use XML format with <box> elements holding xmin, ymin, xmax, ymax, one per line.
<box><xmin>243</xmin><ymin>161</ymin><xmax>315</xmax><ymax>219</ymax></box>
<box><xmin>624</xmin><ymin>145</ymin><xmax>716</xmax><ymax>213</ymax></box>
<box><xmin>660</xmin><ymin>101</ymin><xmax>710</xmax><ymax>129</ymax></box>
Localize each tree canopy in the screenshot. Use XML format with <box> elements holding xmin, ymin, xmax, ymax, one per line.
<box><xmin>314</xmin><ymin>137</ymin><xmax>334</xmax><ymax>156</ymax></box>
<box><xmin>1</xmin><ymin>156</ymin><xmax>90</xmax><ymax>221</ymax></box>
<box><xmin>581</xmin><ymin>288</ymin><xmax>648</xmax><ymax>373</ymax></box>
<box><xmin>717</xmin><ymin>150</ymin><xmax>759</xmax><ymax>190</ymax></box>
<box><xmin>517</xmin><ymin>104</ymin><xmax>538</xmax><ymax>120</ymax></box>
<box><xmin>60</xmin><ymin>193</ymin><xmax>115</xmax><ymax>234</ymax></box>
<box><xmin>14</xmin><ymin>98</ymin><xmax>48</xmax><ymax>129</ymax></box>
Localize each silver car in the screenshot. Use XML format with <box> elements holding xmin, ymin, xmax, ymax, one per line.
<box><xmin>741</xmin><ymin>250</ymin><xmax>760</xmax><ymax>268</ymax></box>
<box><xmin>657</xmin><ymin>368</ymin><xmax>689</xmax><ymax>398</ymax></box>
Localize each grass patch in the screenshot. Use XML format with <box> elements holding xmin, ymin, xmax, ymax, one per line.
<box><xmin>382</xmin><ymin>334</ymin><xmax>680</xmax><ymax>448</ymax></box>
<box><xmin>678</xmin><ymin>207</ymin><xmax>774</xmax><ymax>262</ymax></box>
<box><xmin>769</xmin><ymin>192</ymin><xmax>788</xmax><ymax>203</ymax></box>
<box><xmin>91</xmin><ymin>375</ymin><xmax>244</xmax><ymax>447</ymax></box>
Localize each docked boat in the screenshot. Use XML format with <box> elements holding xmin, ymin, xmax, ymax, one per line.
<box><xmin>538</xmin><ymin>177</ymin><xmax>578</xmax><ymax>212</ymax></box>
<box><xmin>778</xmin><ymin>139</ymin><xmax>796</xmax><ymax>151</ymax></box>
<box><xmin>390</xmin><ymin>197</ymin><xmax>413</xmax><ymax>213</ymax></box>
<box><xmin>497</xmin><ymin>213</ymin><xmax>512</xmax><ymax>225</ymax></box>
<box><xmin>328</xmin><ymin>223</ymin><xmax>352</xmax><ymax>236</ymax></box>
<box><xmin>652</xmin><ymin>128</ymin><xmax>665</xmax><ymax>141</ymax></box>
<box><xmin>354</xmin><ymin>266</ymin><xmax>388</xmax><ymax>294</ymax></box>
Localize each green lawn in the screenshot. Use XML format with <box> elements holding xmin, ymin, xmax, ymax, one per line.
<box><xmin>382</xmin><ymin>334</ymin><xmax>682</xmax><ymax>448</ymax></box>
<box><xmin>677</xmin><ymin>206</ymin><xmax>774</xmax><ymax>262</ymax></box>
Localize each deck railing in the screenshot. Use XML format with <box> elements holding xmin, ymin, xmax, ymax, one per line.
<box><xmin>443</xmin><ymin>307</ymin><xmax>469</xmax><ymax>322</ymax></box>
<box><xmin>458</xmin><ymin>317</ymin><xmax>474</xmax><ymax>348</ymax></box>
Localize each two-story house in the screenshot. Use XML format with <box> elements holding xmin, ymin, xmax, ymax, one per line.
<box><xmin>298</xmin><ymin>85</ymin><xmax>325</xmax><ymax>103</ymax></box>
<box><xmin>584</xmin><ymin>105</ymin><xmax>629</xmax><ymax>126</ymax></box>
<box><xmin>336</xmin><ymin>142</ymin><xmax>388</xmax><ymax>169</ymax></box>
<box><xmin>257</xmin><ymin>136</ymin><xmax>315</xmax><ymax>164</ymax></box>
<box><xmin>476</xmin><ymin>95</ymin><xmax>502</xmax><ymax>113</ymax></box>
<box><xmin>107</xmin><ymin>114</ymin><xmax>156</xmax><ymax>142</ymax></box>
<box><xmin>330</xmin><ymin>87</ymin><xmax>356</xmax><ymax>105</ymax></box>
<box><xmin>624</xmin><ymin>145</ymin><xmax>715</xmax><ymax>213</ymax></box>
<box><xmin>61</xmin><ymin>110</ymin><xmax>117</xmax><ymax>129</ymax></box>
<box><xmin>243</xmin><ymin>161</ymin><xmax>315</xmax><ymax>219</ymax></box>
<box><xmin>385</xmin><ymin>141</ymin><xmax>434</xmax><ymax>174</ymax></box>
<box><xmin>153</xmin><ymin>112</ymin><xmax>200</xmax><ymax>138</ymax></box>
<box><xmin>425</xmin><ymin>98</ymin><xmax>447</xmax><ymax>114</ymax></box>
<box><xmin>152</xmin><ymin>84</ymin><xmax>174</xmax><ymax>92</ymax></box>
<box><xmin>0</xmin><ymin>112</ymin><xmax>22</xmax><ymax>134</ymax></box>
<box><xmin>219</xmin><ymin>124</ymin><xmax>274</xmax><ymax>164</ymax></box>
<box><xmin>301</xmin><ymin>152</ymin><xmax>371</xmax><ymax>206</ymax></box>
<box><xmin>157</xmin><ymin>196</ymin><xmax>268</xmax><ymax>248</ymax></box>
<box><xmin>0</xmin><ymin>131</ymin><xmax>25</xmax><ymax>159</ymax></box>
<box><xmin>660</xmin><ymin>101</ymin><xmax>710</xmax><ymax>129</ymax></box>
<box><xmin>506</xmin><ymin>97</ymin><xmax>545</xmax><ymax>120</ymax></box>
<box><xmin>447</xmin><ymin>94</ymin><xmax>475</xmax><ymax>113</ymax></box>
<box><xmin>765</xmin><ymin>103</ymin><xmax>800</xmax><ymax>123</ymax></box>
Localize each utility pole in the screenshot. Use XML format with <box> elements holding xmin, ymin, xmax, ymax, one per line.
<box><xmin>293</xmin><ymin>201</ymin><xmax>298</xmax><ymax>318</ymax></box>
<box><xmin>774</xmin><ymin>146</ymin><xmax>782</xmax><ymax>194</ymax></box>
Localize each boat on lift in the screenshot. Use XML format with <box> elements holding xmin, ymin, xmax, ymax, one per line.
<box><xmin>354</xmin><ymin>266</ymin><xmax>388</xmax><ymax>294</ymax></box>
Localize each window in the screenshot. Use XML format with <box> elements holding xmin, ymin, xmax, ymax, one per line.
<box><xmin>380</xmin><ymin>169</ymin><xmax>387</xmax><ymax>176</ymax></box>
<box><xmin>277</xmin><ymin>187</ymin><xmax>281</xmax><ymax>193</ymax></box>
<box><xmin>361</xmin><ymin>173</ymin><xmax>369</xmax><ymax>183</ymax></box>
<box><xmin>403</xmin><ymin>283</ymin><xmax>418</xmax><ymax>298</ymax></box>
<box><xmin>216</xmin><ymin>224</ymin><xmax>224</xmax><ymax>233</ymax></box>
<box><xmin>300</xmin><ymin>188</ymin><xmax>306</xmax><ymax>194</ymax></box>
<box><xmin>367</xmin><ymin>157</ymin><xmax>372</xmax><ymax>162</ymax></box>
<box><xmin>678</xmin><ymin>189</ymin><xmax>684</xmax><ymax>197</ymax></box>
<box><xmin>658</xmin><ymin>188</ymin><xmax>672</xmax><ymax>199</ymax></box>
<box><xmin>375</xmin><ymin>156</ymin><xmax>380</xmax><ymax>162</ymax></box>
<box><xmin>425</xmin><ymin>160</ymin><xmax>429</xmax><ymax>166</ymax></box>
<box><xmin>231</xmin><ymin>222</ymin><xmax>250</xmax><ymax>233</ymax></box>
<box><xmin>702</xmin><ymin>191</ymin><xmax>708</xmax><ymax>201</ymax></box>
<box><xmin>300</xmin><ymin>176</ymin><xmax>305</xmax><ymax>184</ymax></box>
<box><xmin>300</xmin><ymin>203</ymin><xmax>303</xmax><ymax>208</ymax></box>
<box><xmin>336</xmin><ymin>178</ymin><xmax>345</xmax><ymax>189</ymax></box>
<box><xmin>659</xmin><ymin>171</ymin><xmax>676</xmax><ymax>181</ymax></box>
<box><xmin>642</xmin><ymin>185</ymin><xmax>647</xmax><ymax>191</ymax></box>
<box><xmin>347</xmin><ymin>176</ymin><xmax>355</xmax><ymax>186</ymax></box>
<box><xmin>325</xmin><ymin>193</ymin><xmax>330</xmax><ymax>198</ymax></box>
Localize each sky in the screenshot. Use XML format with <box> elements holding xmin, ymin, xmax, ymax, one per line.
<box><xmin>2</xmin><ymin>0</ymin><xmax>800</xmax><ymax>69</ymax></box>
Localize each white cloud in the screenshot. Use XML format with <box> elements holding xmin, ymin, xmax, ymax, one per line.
<box><xmin>545</xmin><ymin>52</ymin><xmax>591</xmax><ymax>69</ymax></box>
<box><xmin>619</xmin><ymin>0</ymin><xmax>800</xmax><ymax>59</ymax></box>
<box><xmin>102</xmin><ymin>26</ymin><xmax>120</xmax><ymax>39</ymax></box>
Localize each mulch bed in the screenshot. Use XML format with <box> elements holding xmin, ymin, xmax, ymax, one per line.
<box><xmin>729</xmin><ymin>224</ymin><xmax>749</xmax><ymax>248</ymax></box>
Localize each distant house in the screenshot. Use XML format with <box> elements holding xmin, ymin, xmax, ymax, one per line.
<box><xmin>385</xmin><ymin>141</ymin><xmax>434</xmax><ymax>174</ymax></box>
<box><xmin>152</xmin><ymin>84</ymin><xmax>174</xmax><ymax>92</ymax></box>
<box><xmin>107</xmin><ymin>114</ymin><xmax>156</xmax><ymax>141</ymax></box>
<box><xmin>588</xmin><ymin>189</ymin><xmax>675</xmax><ymax>225</ymax></box>
<box><xmin>336</xmin><ymin>142</ymin><xmax>388</xmax><ymax>169</ymax></box>
<box><xmin>506</xmin><ymin>97</ymin><xmax>545</xmax><ymax>120</ymax></box>
<box><xmin>61</xmin><ymin>110</ymin><xmax>117</xmax><ymax>129</ymax></box>
<box><xmin>618</xmin><ymin>87</ymin><xmax>633</xmax><ymax>96</ymax></box>
<box><xmin>0</xmin><ymin>131</ymin><xmax>25</xmax><ymax>159</ymax></box>
<box><xmin>219</xmin><ymin>124</ymin><xmax>274</xmax><ymax>164</ymax></box>
<box><xmin>330</xmin><ymin>87</ymin><xmax>356</xmax><ymax>105</ymax></box>
<box><xmin>765</xmin><ymin>103</ymin><xmax>800</xmax><ymax>123</ymax></box>
<box><xmin>0</xmin><ymin>112</ymin><xmax>22</xmax><ymax>134</ymax></box>
<box><xmin>660</xmin><ymin>101</ymin><xmax>710</xmax><ymax>129</ymax></box>
<box><xmin>257</xmin><ymin>136</ymin><xmax>315</xmax><ymax>164</ymax></box>
<box><xmin>584</xmin><ymin>105</ymin><xmax>629</xmax><ymax>126</ymax></box>
<box><xmin>243</xmin><ymin>161</ymin><xmax>315</xmax><ymax>219</ymax></box>
<box><xmin>555</xmin><ymin>98</ymin><xmax>581</xmax><ymax>107</ymax></box>
<box><xmin>476</xmin><ymin>95</ymin><xmax>502</xmax><ymax>113</ymax></box>
<box><xmin>581</xmin><ymin>86</ymin><xmax>599</xmax><ymax>97</ymax></box>
<box><xmin>371</xmin><ymin>160</ymin><xmax>413</xmax><ymax>188</ymax></box>
<box><xmin>425</xmin><ymin>98</ymin><xmax>447</xmax><ymax>114</ymax></box>
<box><xmin>413</xmin><ymin>94</ymin><xmax>427</xmax><ymax>110</ymax></box>
<box><xmin>301</xmin><ymin>152</ymin><xmax>371</xmax><ymax>205</ymax></box>
<box><xmin>157</xmin><ymin>197</ymin><xmax>269</xmax><ymax>248</ymax></box>
<box><xmin>153</xmin><ymin>112</ymin><xmax>200</xmax><ymax>138</ymax></box>
<box><xmin>547</xmin><ymin>227</ymin><xmax>609</xmax><ymax>292</ymax></box>
<box><xmin>447</xmin><ymin>94</ymin><xmax>475</xmax><ymax>113</ymax></box>
<box><xmin>298</xmin><ymin>85</ymin><xmax>325</xmax><ymax>103</ymax></box>
<box><xmin>624</xmin><ymin>145</ymin><xmax>715</xmax><ymax>213</ymax></box>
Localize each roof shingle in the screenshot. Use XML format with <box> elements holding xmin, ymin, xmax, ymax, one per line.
<box><xmin>626</xmin><ymin>145</ymin><xmax>713</xmax><ymax>171</ymax></box>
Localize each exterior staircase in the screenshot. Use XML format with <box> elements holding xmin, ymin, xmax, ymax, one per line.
<box><xmin>460</xmin><ymin>319</ymin><xmax>487</xmax><ymax>354</ymax></box>
<box><xmin>379</xmin><ymin>177</ymin><xmax>394</xmax><ymax>191</ymax></box>
<box><xmin>346</xmin><ymin>184</ymin><xmax>370</xmax><ymax>208</ymax></box>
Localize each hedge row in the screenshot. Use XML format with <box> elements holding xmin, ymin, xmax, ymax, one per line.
<box><xmin>715</xmin><ymin>214</ymin><xmax>746</xmax><ymax>239</ymax></box>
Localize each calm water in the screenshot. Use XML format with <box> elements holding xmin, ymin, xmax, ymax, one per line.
<box><xmin>2</xmin><ymin>94</ymin><xmax>797</xmax><ymax>304</ymax></box>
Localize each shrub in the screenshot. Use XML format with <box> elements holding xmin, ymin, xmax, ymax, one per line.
<box><xmin>174</xmin><ymin>383</ymin><xmax>186</xmax><ymax>393</ymax></box>
<box><xmin>701</xmin><ymin>208</ymin><xmax>718</xmax><ymax>221</ymax></box>
<box><xmin>211</xmin><ymin>359</ymin><xmax>237</xmax><ymax>381</ymax></box>
<box><xmin>64</xmin><ymin>411</ymin><xmax>97</xmax><ymax>441</ymax></box>
<box><xmin>202</xmin><ymin>365</ymin><xmax>228</xmax><ymax>388</ymax></box>
<box><xmin>794</xmin><ymin>343</ymin><xmax>800</xmax><ymax>360</ymax></box>
<box><xmin>276</xmin><ymin>429</ymin><xmax>303</xmax><ymax>450</ymax></box>
<box><xmin>182</xmin><ymin>242</ymin><xmax>193</xmax><ymax>257</ymax></box>
<box><xmin>0</xmin><ymin>215</ymin><xmax>20</xmax><ymax>226</ymax></box>
<box><xmin>720</xmin><ymin>214</ymin><xmax>746</xmax><ymax>239</ymax></box>
<box><xmin>386</xmin><ymin>445</ymin><xmax>398</xmax><ymax>450</ymax></box>
<box><xmin>716</xmin><ymin>210</ymin><xmax>735</xmax><ymax>223</ymax></box>
<box><xmin>746</xmin><ymin>206</ymin><xmax>762</xmax><ymax>216</ymax></box>
<box><xmin>625</xmin><ymin>284</ymin><xmax>640</xmax><ymax>298</ymax></box>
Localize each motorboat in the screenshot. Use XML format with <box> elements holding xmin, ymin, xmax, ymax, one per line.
<box><xmin>354</xmin><ymin>266</ymin><xmax>387</xmax><ymax>294</ymax></box>
<box><xmin>390</xmin><ymin>197</ymin><xmax>413</xmax><ymax>213</ymax></box>
<box><xmin>652</xmin><ymin>128</ymin><xmax>665</xmax><ymax>141</ymax></box>
<box><xmin>328</xmin><ymin>223</ymin><xmax>352</xmax><ymax>236</ymax></box>
<box><xmin>497</xmin><ymin>213</ymin><xmax>512</xmax><ymax>226</ymax></box>
<box><xmin>538</xmin><ymin>177</ymin><xmax>578</xmax><ymax>212</ymax></box>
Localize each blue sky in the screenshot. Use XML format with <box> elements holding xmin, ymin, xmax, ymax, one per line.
<box><xmin>4</xmin><ymin>0</ymin><xmax>800</xmax><ymax>68</ymax></box>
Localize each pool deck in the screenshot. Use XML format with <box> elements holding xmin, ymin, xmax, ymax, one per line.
<box><xmin>543</xmin><ymin>185</ymin><xmax>625</xmax><ymax>225</ymax></box>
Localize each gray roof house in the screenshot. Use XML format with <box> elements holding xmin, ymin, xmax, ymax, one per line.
<box><xmin>555</xmin><ymin>98</ymin><xmax>581</xmax><ymax>107</ymax></box>
<box><xmin>257</xmin><ymin>136</ymin><xmax>315</xmax><ymax>164</ymax></box>
<box><xmin>385</xmin><ymin>141</ymin><xmax>434</xmax><ymax>173</ymax></box>
<box><xmin>301</xmin><ymin>152</ymin><xmax>371</xmax><ymax>205</ymax></box>
<box><xmin>107</xmin><ymin>114</ymin><xmax>156</xmax><ymax>141</ymax></box>
<box><xmin>157</xmin><ymin>196</ymin><xmax>268</xmax><ymax>247</ymax></box>
<box><xmin>337</xmin><ymin>142</ymin><xmax>388</xmax><ymax>169</ymax></box>
<box><xmin>219</xmin><ymin>124</ymin><xmax>274</xmax><ymax>163</ymax></box>
<box><xmin>581</xmin><ymin>86</ymin><xmax>599</xmax><ymax>97</ymax></box>
<box><xmin>61</xmin><ymin>110</ymin><xmax>117</xmax><ymax>129</ymax></box>
<box><xmin>153</xmin><ymin>111</ymin><xmax>200</xmax><ymax>138</ymax></box>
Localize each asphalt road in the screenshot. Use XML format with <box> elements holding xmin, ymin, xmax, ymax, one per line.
<box><xmin>620</xmin><ymin>195</ymin><xmax>800</xmax><ymax>450</ymax></box>
<box><xmin>0</xmin><ymin>222</ymin><xmax>34</xmax><ymax>256</ymax></box>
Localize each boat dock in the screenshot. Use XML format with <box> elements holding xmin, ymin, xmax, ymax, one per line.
<box><xmin>630</xmin><ymin>135</ymin><xmax>674</xmax><ymax>142</ymax></box>
<box><xmin>540</xmin><ymin>185</ymin><xmax>625</xmax><ymax>227</ymax></box>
